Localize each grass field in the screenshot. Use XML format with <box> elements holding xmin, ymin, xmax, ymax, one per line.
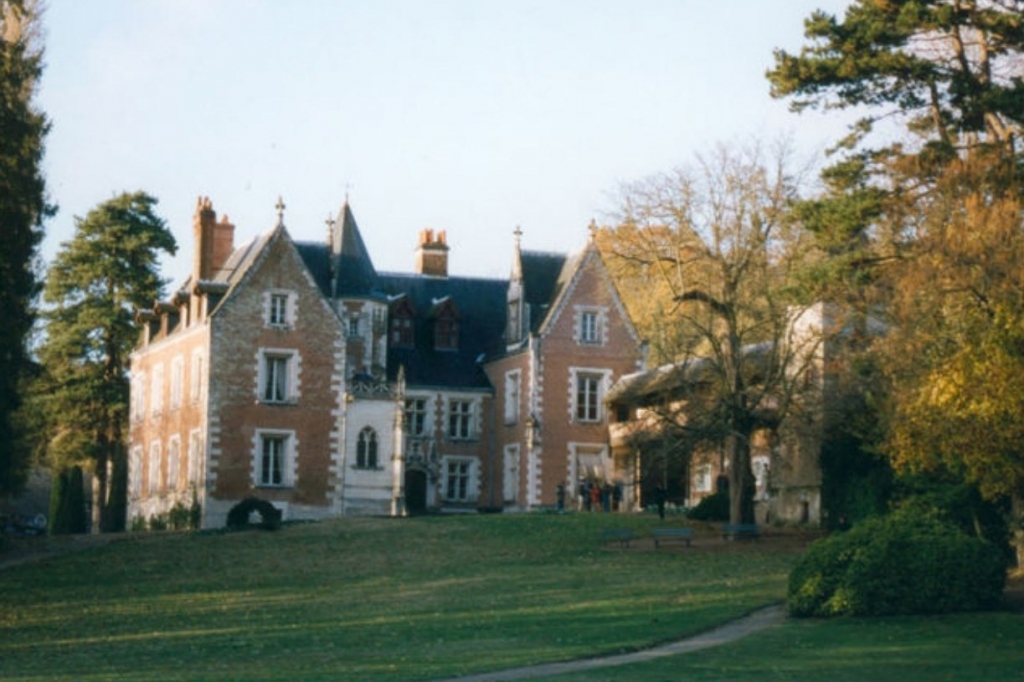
<box><xmin>1</xmin><ymin>514</ymin><xmax>1021</xmax><ymax>682</ymax></box>
<box><xmin>0</xmin><ymin>513</ymin><xmax>799</xmax><ymax>682</ymax></box>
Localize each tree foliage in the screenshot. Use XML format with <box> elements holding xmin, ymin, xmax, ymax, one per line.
<box><xmin>600</xmin><ymin>141</ymin><xmax>812</xmax><ymax>524</ymax></box>
<box><xmin>770</xmin><ymin>0</ymin><xmax>1024</xmax><ymax>559</ymax></box>
<box><xmin>0</xmin><ymin>0</ymin><xmax>51</xmax><ymax>497</ymax></box>
<box><xmin>38</xmin><ymin>192</ymin><xmax>176</xmax><ymax>532</ymax></box>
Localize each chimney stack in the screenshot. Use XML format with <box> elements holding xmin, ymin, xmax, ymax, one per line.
<box><xmin>415</xmin><ymin>228</ymin><xmax>449</xmax><ymax>277</ymax></box>
<box><xmin>192</xmin><ymin>196</ymin><xmax>235</xmax><ymax>282</ymax></box>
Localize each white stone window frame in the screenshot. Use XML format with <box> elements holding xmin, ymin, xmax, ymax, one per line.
<box><xmin>355</xmin><ymin>426</ymin><xmax>381</xmax><ymax>470</ymax></box>
<box><xmin>170</xmin><ymin>355</ymin><xmax>184</xmax><ymax>411</ymax></box>
<box><xmin>188</xmin><ymin>429</ymin><xmax>202</xmax><ymax>488</ymax></box>
<box><xmin>568</xmin><ymin>442</ymin><xmax>611</xmax><ymax>489</ymax></box>
<box><xmin>252</xmin><ymin>428</ymin><xmax>298</xmax><ymax>488</ymax></box>
<box><xmin>504</xmin><ymin>369</ymin><xmax>521</xmax><ymax>426</ymax></box>
<box><xmin>264</xmin><ymin>289</ymin><xmax>297</xmax><ymax>329</ymax></box>
<box><xmin>442</xmin><ymin>455</ymin><xmax>479</xmax><ymax>503</ymax></box>
<box><xmin>569</xmin><ymin>367</ymin><xmax>612</xmax><ymax>424</ymax></box>
<box><xmin>167</xmin><ymin>435</ymin><xmax>182</xmax><ymax>492</ymax></box>
<box><xmin>255</xmin><ymin>347</ymin><xmax>301</xmax><ymax>405</ymax></box>
<box><xmin>404</xmin><ymin>396</ymin><xmax>432</xmax><ymax>436</ymax></box>
<box><xmin>150</xmin><ymin>363</ymin><xmax>164</xmax><ymax>417</ymax></box>
<box><xmin>575</xmin><ymin>306</ymin><xmax>608</xmax><ymax>346</ymax></box>
<box><xmin>148</xmin><ymin>440</ymin><xmax>162</xmax><ymax>495</ymax></box>
<box><xmin>129</xmin><ymin>445</ymin><xmax>143</xmax><ymax>498</ymax></box>
<box><xmin>190</xmin><ymin>350</ymin><xmax>204</xmax><ymax>405</ymax></box>
<box><xmin>130</xmin><ymin>371</ymin><xmax>145</xmax><ymax>423</ymax></box>
<box><xmin>445</xmin><ymin>396</ymin><xmax>478</xmax><ymax>441</ymax></box>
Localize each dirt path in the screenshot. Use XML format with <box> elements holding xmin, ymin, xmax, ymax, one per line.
<box><xmin>434</xmin><ymin>605</ymin><xmax>785</xmax><ymax>682</ymax></box>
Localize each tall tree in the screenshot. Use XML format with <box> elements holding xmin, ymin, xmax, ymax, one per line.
<box><xmin>769</xmin><ymin>0</ymin><xmax>1024</xmax><ymax>558</ymax></box>
<box><xmin>39</xmin><ymin>192</ymin><xmax>175</xmax><ymax>532</ymax></box>
<box><xmin>601</xmin><ymin>141</ymin><xmax>813</xmax><ymax>525</ymax></box>
<box><xmin>0</xmin><ymin>0</ymin><xmax>51</xmax><ymax>497</ymax></box>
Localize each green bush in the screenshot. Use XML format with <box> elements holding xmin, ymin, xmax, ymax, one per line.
<box><xmin>687</xmin><ymin>491</ymin><xmax>730</xmax><ymax>522</ymax></box>
<box><xmin>789</xmin><ymin>511</ymin><xmax>1007</xmax><ymax>617</ymax></box>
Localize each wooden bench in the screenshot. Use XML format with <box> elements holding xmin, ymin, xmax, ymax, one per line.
<box><xmin>653</xmin><ymin>527</ymin><xmax>693</xmax><ymax>548</ymax></box>
<box><xmin>722</xmin><ymin>524</ymin><xmax>760</xmax><ymax>541</ymax></box>
<box><xmin>601</xmin><ymin>528</ymin><xmax>634</xmax><ymax>547</ymax></box>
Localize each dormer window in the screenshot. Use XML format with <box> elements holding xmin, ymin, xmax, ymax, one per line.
<box><xmin>431</xmin><ymin>298</ymin><xmax>459</xmax><ymax>351</ymax></box>
<box><xmin>507</xmin><ymin>298</ymin><xmax>521</xmax><ymax>342</ymax></box>
<box><xmin>389</xmin><ymin>296</ymin><xmax>416</xmax><ymax>348</ymax></box>
<box><xmin>575</xmin><ymin>306</ymin><xmax>607</xmax><ymax>346</ymax></box>
<box><xmin>348</xmin><ymin>317</ymin><xmax>361</xmax><ymax>338</ymax></box>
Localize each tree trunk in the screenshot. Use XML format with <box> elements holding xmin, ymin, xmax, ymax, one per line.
<box><xmin>1013</xmin><ymin>491</ymin><xmax>1024</xmax><ymax>570</ymax></box>
<box><xmin>727</xmin><ymin>431</ymin><xmax>756</xmax><ymax>525</ymax></box>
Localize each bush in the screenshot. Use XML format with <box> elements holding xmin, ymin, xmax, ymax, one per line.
<box><xmin>687</xmin><ymin>491</ymin><xmax>730</xmax><ymax>522</ymax></box>
<box><xmin>226</xmin><ymin>497</ymin><xmax>282</xmax><ymax>531</ymax></box>
<box><xmin>788</xmin><ymin>511</ymin><xmax>1007</xmax><ymax>617</ymax></box>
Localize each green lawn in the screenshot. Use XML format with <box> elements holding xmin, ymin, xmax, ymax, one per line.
<box><xmin>3</xmin><ymin>515</ymin><xmax>1020</xmax><ymax>682</ymax></box>
<box><xmin>534</xmin><ymin>611</ymin><xmax>1024</xmax><ymax>681</ymax></box>
<box><xmin>0</xmin><ymin>514</ymin><xmax>797</xmax><ymax>682</ymax></box>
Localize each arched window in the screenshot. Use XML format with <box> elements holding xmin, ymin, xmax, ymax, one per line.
<box><xmin>356</xmin><ymin>427</ymin><xmax>378</xmax><ymax>469</ymax></box>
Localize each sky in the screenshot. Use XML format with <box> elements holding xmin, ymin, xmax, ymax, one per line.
<box><xmin>36</xmin><ymin>0</ymin><xmax>855</xmax><ymax>289</ymax></box>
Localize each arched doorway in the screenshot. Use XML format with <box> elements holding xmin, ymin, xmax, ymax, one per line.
<box><xmin>405</xmin><ymin>469</ymin><xmax>428</xmax><ymax>515</ymax></box>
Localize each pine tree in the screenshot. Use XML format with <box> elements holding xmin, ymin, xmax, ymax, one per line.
<box><xmin>0</xmin><ymin>0</ymin><xmax>52</xmax><ymax>497</ymax></box>
<box><xmin>39</xmin><ymin>192</ymin><xmax>176</xmax><ymax>532</ymax></box>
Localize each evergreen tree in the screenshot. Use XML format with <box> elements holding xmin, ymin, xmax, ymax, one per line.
<box><xmin>0</xmin><ymin>0</ymin><xmax>52</xmax><ymax>497</ymax></box>
<box><xmin>39</xmin><ymin>192</ymin><xmax>175</xmax><ymax>533</ymax></box>
<box><xmin>769</xmin><ymin>1</ymin><xmax>1024</xmax><ymax>560</ymax></box>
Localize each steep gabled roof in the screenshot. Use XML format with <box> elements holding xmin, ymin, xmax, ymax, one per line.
<box><xmin>378</xmin><ymin>272</ymin><xmax>507</xmax><ymax>390</ymax></box>
<box><xmin>333</xmin><ymin>202</ymin><xmax>379</xmax><ymax>297</ymax></box>
<box><xmin>519</xmin><ymin>250</ymin><xmax>569</xmax><ymax>332</ymax></box>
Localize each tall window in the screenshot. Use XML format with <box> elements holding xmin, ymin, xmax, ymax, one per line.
<box><xmin>129</xmin><ymin>446</ymin><xmax>143</xmax><ymax>497</ymax></box>
<box><xmin>448</xmin><ymin>400</ymin><xmax>473</xmax><ymax>440</ymax></box>
<box><xmin>266</xmin><ymin>292</ymin><xmax>292</xmax><ymax>327</ymax></box>
<box><xmin>259</xmin><ymin>435</ymin><xmax>287</xmax><ymax>486</ymax></box>
<box><xmin>188</xmin><ymin>430</ymin><xmax>202</xmax><ymax>486</ymax></box>
<box><xmin>130</xmin><ymin>373</ymin><xmax>145</xmax><ymax>422</ymax></box>
<box><xmin>167</xmin><ymin>437</ymin><xmax>181</xmax><ymax>491</ymax></box>
<box><xmin>170</xmin><ymin>356</ymin><xmax>184</xmax><ymax>410</ymax></box>
<box><xmin>581</xmin><ymin>311</ymin><xmax>599</xmax><ymax>344</ymax></box>
<box><xmin>262</xmin><ymin>354</ymin><xmax>291</xmax><ymax>403</ymax></box>
<box><xmin>148</xmin><ymin>441</ymin><xmax>162</xmax><ymax>494</ymax></box>
<box><xmin>504</xmin><ymin>370</ymin><xmax>520</xmax><ymax>425</ymax></box>
<box><xmin>404</xmin><ymin>398</ymin><xmax>427</xmax><ymax>435</ymax></box>
<box><xmin>347</xmin><ymin>316</ymin><xmax>361</xmax><ymax>338</ymax></box>
<box><xmin>436</xmin><ymin>317</ymin><xmax>458</xmax><ymax>350</ymax></box>
<box><xmin>507</xmin><ymin>300</ymin><xmax>521</xmax><ymax>342</ymax></box>
<box><xmin>356</xmin><ymin>427</ymin><xmax>378</xmax><ymax>469</ymax></box>
<box><xmin>575</xmin><ymin>374</ymin><xmax>602</xmax><ymax>422</ymax></box>
<box><xmin>445</xmin><ymin>459</ymin><xmax>472</xmax><ymax>502</ymax></box>
<box><xmin>190</xmin><ymin>351</ymin><xmax>204</xmax><ymax>404</ymax></box>
<box><xmin>694</xmin><ymin>463</ymin><xmax>713</xmax><ymax>493</ymax></box>
<box><xmin>391</xmin><ymin>314</ymin><xmax>414</xmax><ymax>346</ymax></box>
<box><xmin>150</xmin><ymin>363</ymin><xmax>164</xmax><ymax>416</ymax></box>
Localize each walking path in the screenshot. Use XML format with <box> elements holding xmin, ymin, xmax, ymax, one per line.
<box><xmin>435</xmin><ymin>604</ymin><xmax>786</xmax><ymax>682</ymax></box>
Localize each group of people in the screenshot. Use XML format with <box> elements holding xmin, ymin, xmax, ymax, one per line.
<box><xmin>557</xmin><ymin>479</ymin><xmax>623</xmax><ymax>512</ymax></box>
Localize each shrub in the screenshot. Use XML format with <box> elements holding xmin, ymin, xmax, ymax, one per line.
<box><xmin>687</xmin><ymin>491</ymin><xmax>730</xmax><ymax>522</ymax></box>
<box><xmin>788</xmin><ymin>511</ymin><xmax>1007</xmax><ymax>617</ymax></box>
<box><xmin>226</xmin><ymin>497</ymin><xmax>282</xmax><ymax>531</ymax></box>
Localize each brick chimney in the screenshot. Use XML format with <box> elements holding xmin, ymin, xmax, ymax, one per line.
<box><xmin>414</xmin><ymin>228</ymin><xmax>449</xmax><ymax>278</ymax></box>
<box><xmin>192</xmin><ymin>196</ymin><xmax>235</xmax><ymax>282</ymax></box>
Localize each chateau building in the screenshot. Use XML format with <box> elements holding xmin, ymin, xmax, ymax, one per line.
<box><xmin>128</xmin><ymin>198</ymin><xmax>644</xmax><ymax>528</ymax></box>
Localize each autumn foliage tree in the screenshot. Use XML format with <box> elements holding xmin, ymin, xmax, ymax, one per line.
<box><xmin>600</xmin><ymin>142</ymin><xmax>813</xmax><ymax>525</ymax></box>
<box><xmin>769</xmin><ymin>0</ymin><xmax>1024</xmax><ymax>559</ymax></box>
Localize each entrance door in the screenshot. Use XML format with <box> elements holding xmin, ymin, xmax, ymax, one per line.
<box><xmin>405</xmin><ymin>469</ymin><xmax>427</xmax><ymax>515</ymax></box>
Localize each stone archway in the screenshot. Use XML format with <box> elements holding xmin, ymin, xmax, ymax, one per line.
<box><xmin>405</xmin><ymin>469</ymin><xmax>428</xmax><ymax>515</ymax></box>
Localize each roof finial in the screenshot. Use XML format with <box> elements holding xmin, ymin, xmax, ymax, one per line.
<box><xmin>588</xmin><ymin>218</ymin><xmax>598</xmax><ymax>242</ymax></box>
<box><xmin>325</xmin><ymin>213</ymin><xmax>335</xmax><ymax>244</ymax></box>
<box><xmin>275</xmin><ymin>196</ymin><xmax>286</xmax><ymax>225</ymax></box>
<box><xmin>513</xmin><ymin>225</ymin><xmax>523</xmax><ymax>245</ymax></box>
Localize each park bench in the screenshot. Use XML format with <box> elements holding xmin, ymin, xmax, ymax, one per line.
<box><xmin>652</xmin><ymin>527</ymin><xmax>693</xmax><ymax>548</ymax></box>
<box><xmin>601</xmin><ymin>528</ymin><xmax>634</xmax><ymax>547</ymax></box>
<box><xmin>722</xmin><ymin>524</ymin><xmax>760</xmax><ymax>541</ymax></box>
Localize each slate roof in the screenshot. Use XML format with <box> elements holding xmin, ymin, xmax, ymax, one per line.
<box><xmin>377</xmin><ymin>272</ymin><xmax>508</xmax><ymax>390</ymax></box>
<box><xmin>519</xmin><ymin>250</ymin><xmax>569</xmax><ymax>332</ymax></box>
<box><xmin>332</xmin><ymin>202</ymin><xmax>379</xmax><ymax>297</ymax></box>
